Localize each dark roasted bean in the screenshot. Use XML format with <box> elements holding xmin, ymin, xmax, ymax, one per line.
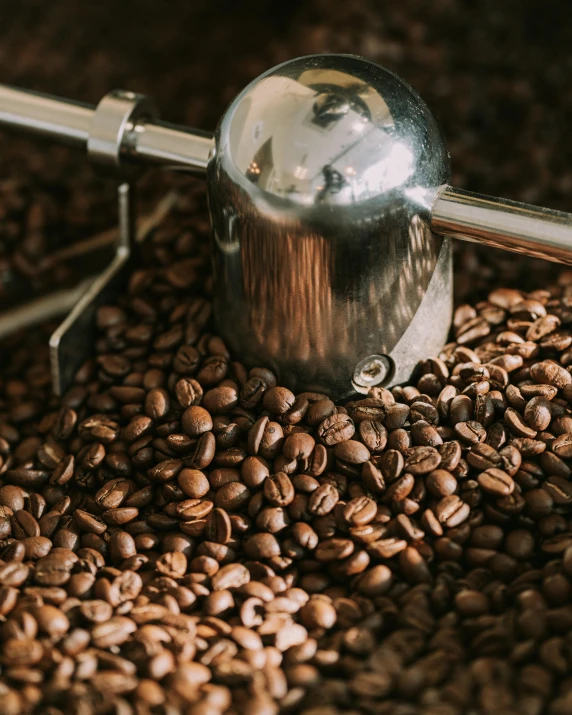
<box><xmin>477</xmin><ymin>468</ymin><xmax>515</xmax><ymax>497</ymax></box>
<box><xmin>404</xmin><ymin>446</ymin><xmax>441</xmax><ymax>474</ymax></box>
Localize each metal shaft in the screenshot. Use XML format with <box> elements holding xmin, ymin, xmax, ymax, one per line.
<box><xmin>432</xmin><ymin>186</ymin><xmax>572</xmax><ymax>265</ymax></box>
<box><xmin>0</xmin><ymin>85</ymin><xmax>213</xmax><ymax>173</ymax></box>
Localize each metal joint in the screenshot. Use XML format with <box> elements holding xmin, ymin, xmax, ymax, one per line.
<box><xmin>87</xmin><ymin>90</ymin><xmax>158</xmax><ymax>177</ymax></box>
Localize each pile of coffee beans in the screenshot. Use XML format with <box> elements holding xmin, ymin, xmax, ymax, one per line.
<box><xmin>1</xmin><ymin>186</ymin><xmax>572</xmax><ymax>714</ymax></box>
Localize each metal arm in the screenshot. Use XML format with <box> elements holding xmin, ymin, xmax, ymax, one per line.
<box><xmin>0</xmin><ymin>84</ymin><xmax>213</xmax><ymax>173</ymax></box>
<box><xmin>432</xmin><ymin>186</ymin><xmax>572</xmax><ymax>265</ymax></box>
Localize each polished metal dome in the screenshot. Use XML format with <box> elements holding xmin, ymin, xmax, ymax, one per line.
<box><xmin>207</xmin><ymin>54</ymin><xmax>453</xmax><ymax>397</ymax></box>
<box><xmin>215</xmin><ymin>53</ymin><xmax>450</xmax><ymax>210</ymax></box>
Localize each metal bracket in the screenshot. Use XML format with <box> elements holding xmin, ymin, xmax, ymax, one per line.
<box><xmin>48</xmin><ymin>186</ymin><xmax>178</xmax><ymax>395</ymax></box>
<box><xmin>50</xmin><ymin>92</ymin><xmax>160</xmax><ymax>395</ymax></box>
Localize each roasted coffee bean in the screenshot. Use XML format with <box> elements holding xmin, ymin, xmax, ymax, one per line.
<box><xmin>95</xmin><ymin>478</ymin><xmax>130</xmax><ymax>509</ymax></box>
<box><xmin>358</xmin><ymin>420</ymin><xmax>388</xmax><ymax>452</ymax></box>
<box><xmin>308</xmin><ymin>484</ymin><xmax>339</xmax><ymax>516</ymax></box>
<box><xmin>455</xmin><ymin>420</ymin><xmax>487</xmax><ymax>444</ymax></box>
<box><xmin>175</xmin><ymin>378</ymin><xmax>203</xmax><ymax>408</ymax></box>
<box><xmin>343</xmin><ymin>497</ymin><xmax>377</xmax><ymax>526</ymax></box>
<box><xmin>177</xmin><ymin>468</ymin><xmax>210</xmax><ymax>498</ymax></box>
<box><xmin>262</xmin><ymin>387</ymin><xmax>295</xmax><ymax>415</ymax></box>
<box><xmin>467</xmin><ymin>442</ymin><xmax>502</xmax><ymax>471</ymax></box>
<box><xmin>182</xmin><ymin>406</ymin><xmax>213</xmax><ymax>436</ymax></box>
<box><xmin>317</xmin><ymin>414</ymin><xmax>355</xmax><ymax>446</ymax></box>
<box><xmin>426</xmin><ymin>469</ymin><xmax>457</xmax><ymax>498</ymax></box>
<box><xmin>404</xmin><ymin>446</ymin><xmax>441</xmax><ymax>474</ymax></box>
<box><xmin>78</xmin><ymin>415</ymin><xmax>120</xmax><ymax>443</ymax></box>
<box><xmin>435</xmin><ymin>495</ymin><xmax>471</xmax><ymax>528</ymax></box>
<box><xmin>334</xmin><ymin>439</ymin><xmax>370</xmax><ymax>465</ymax></box>
<box><xmin>477</xmin><ymin>468</ymin><xmax>515</xmax><ymax>497</ymax></box>
<box><xmin>552</xmin><ymin>433</ymin><xmax>572</xmax><ymax>458</ymax></box>
<box><xmin>544</xmin><ymin>477</ymin><xmax>572</xmax><ymax>505</ymax></box>
<box><xmin>530</xmin><ymin>361</ymin><xmax>572</xmax><ymax>389</ymax></box>
<box><xmin>380</xmin><ymin>449</ymin><xmax>404</xmax><ymax>482</ymax></box>
<box><xmin>263</xmin><ymin>472</ymin><xmax>295</xmax><ymax>507</ymax></box>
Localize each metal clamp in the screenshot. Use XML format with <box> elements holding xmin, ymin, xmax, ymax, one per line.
<box><xmin>87</xmin><ymin>90</ymin><xmax>158</xmax><ymax>177</ymax></box>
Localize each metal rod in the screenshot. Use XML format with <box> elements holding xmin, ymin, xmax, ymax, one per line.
<box><xmin>0</xmin><ymin>86</ymin><xmax>93</xmax><ymax>146</ymax></box>
<box><xmin>0</xmin><ymin>85</ymin><xmax>213</xmax><ymax>172</ymax></box>
<box><xmin>432</xmin><ymin>186</ymin><xmax>572</xmax><ymax>265</ymax></box>
<box><xmin>135</xmin><ymin>121</ymin><xmax>212</xmax><ymax>171</ymax></box>
<box><xmin>0</xmin><ymin>280</ymin><xmax>94</xmax><ymax>340</ymax></box>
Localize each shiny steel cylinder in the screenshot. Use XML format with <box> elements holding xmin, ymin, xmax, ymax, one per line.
<box><xmin>208</xmin><ymin>54</ymin><xmax>453</xmax><ymax>398</ymax></box>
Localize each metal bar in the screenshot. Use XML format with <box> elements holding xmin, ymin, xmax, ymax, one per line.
<box><xmin>0</xmin><ymin>84</ymin><xmax>213</xmax><ymax>172</ymax></box>
<box><xmin>431</xmin><ymin>186</ymin><xmax>572</xmax><ymax>265</ymax></box>
<box><xmin>0</xmin><ymin>86</ymin><xmax>93</xmax><ymax>146</ymax></box>
<box><xmin>135</xmin><ymin>121</ymin><xmax>212</xmax><ymax>172</ymax></box>
<box><xmin>0</xmin><ymin>280</ymin><xmax>94</xmax><ymax>340</ymax></box>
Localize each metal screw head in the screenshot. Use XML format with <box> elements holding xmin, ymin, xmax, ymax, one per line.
<box><xmin>352</xmin><ymin>354</ymin><xmax>393</xmax><ymax>392</ymax></box>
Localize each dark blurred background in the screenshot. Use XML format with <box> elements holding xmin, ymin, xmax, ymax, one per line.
<box><xmin>0</xmin><ymin>0</ymin><xmax>571</xmax><ymax>303</ymax></box>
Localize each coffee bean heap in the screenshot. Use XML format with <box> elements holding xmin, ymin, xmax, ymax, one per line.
<box><xmin>3</xmin><ymin>194</ymin><xmax>572</xmax><ymax>715</ymax></box>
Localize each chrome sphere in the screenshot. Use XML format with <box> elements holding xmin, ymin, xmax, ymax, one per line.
<box><xmin>207</xmin><ymin>53</ymin><xmax>452</xmax><ymax>398</ymax></box>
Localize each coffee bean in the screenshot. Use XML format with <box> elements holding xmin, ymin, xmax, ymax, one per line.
<box><xmin>435</xmin><ymin>495</ymin><xmax>470</xmax><ymax>528</ymax></box>
<box><xmin>317</xmin><ymin>414</ymin><xmax>355</xmax><ymax>446</ymax></box>
<box><xmin>308</xmin><ymin>484</ymin><xmax>339</xmax><ymax>516</ymax></box>
<box><xmin>354</xmin><ymin>565</ymin><xmax>392</xmax><ymax>596</ymax></box>
<box><xmin>215</xmin><ymin>482</ymin><xmax>251</xmax><ymax>512</ymax></box>
<box><xmin>467</xmin><ymin>442</ymin><xmax>502</xmax><ymax>471</ymax></box>
<box><xmin>177</xmin><ymin>468</ymin><xmax>210</xmax><ymax>498</ymax></box>
<box><xmin>505</xmin><ymin>407</ymin><xmax>538</xmax><ymax>438</ymax></box>
<box><xmin>49</xmin><ymin>454</ymin><xmax>75</xmax><ymax>485</ymax></box>
<box><xmin>0</xmin><ymin>485</ymin><xmax>25</xmax><ymax>511</ymax></box>
<box><xmin>477</xmin><ymin>468</ymin><xmax>515</xmax><ymax>497</ymax></box>
<box><xmin>368</xmin><ymin>537</ymin><xmax>408</xmax><ymax>558</ymax></box>
<box><xmin>182</xmin><ymin>406</ymin><xmax>213</xmax><ymax>436</ymax></box>
<box><xmin>426</xmin><ymin>469</ymin><xmax>457</xmax><ymax>497</ymax></box>
<box><xmin>334</xmin><ymin>439</ymin><xmax>370</xmax><ymax>465</ymax></box>
<box><xmin>258</xmin><ymin>421</ymin><xmax>284</xmax><ymax>460</ymax></box>
<box><xmin>358</xmin><ymin>420</ymin><xmax>388</xmax><ymax>452</ymax></box>
<box><xmin>455</xmin><ymin>420</ymin><xmax>487</xmax><ymax>444</ymax></box>
<box><xmin>399</xmin><ymin>546</ymin><xmax>431</xmax><ymax>583</ymax></box>
<box><xmin>449</xmin><ymin>395</ymin><xmax>474</xmax><ymax>424</ymax></box>
<box><xmin>263</xmin><ymin>472</ymin><xmax>295</xmax><ymax>507</ymax></box>
<box><xmin>343</xmin><ymin>497</ymin><xmax>377</xmax><ymax>526</ymax></box>
<box><xmin>211</xmin><ymin>563</ymin><xmax>250</xmax><ymax>590</ymax></box>
<box><xmin>95</xmin><ymin>478</ymin><xmax>130</xmax><ymax>509</ymax></box>
<box><xmin>78</xmin><ymin>415</ymin><xmax>119</xmax><ymax>443</ymax></box>
<box><xmin>544</xmin><ymin>477</ymin><xmax>572</xmax><ymax>505</ymax></box>
<box><xmin>380</xmin><ymin>449</ymin><xmax>404</xmax><ymax>482</ymax></box>
<box><xmin>205</xmin><ymin>508</ymin><xmax>232</xmax><ymax>544</ymax></box>
<box><xmin>73</xmin><ymin>509</ymin><xmax>107</xmax><ymax>535</ymax></box>
<box><xmin>156</xmin><ymin>551</ymin><xmax>187</xmax><ymax>578</ymax></box>
<box><xmin>262</xmin><ymin>387</ymin><xmax>295</xmax><ymax>416</ymax></box>
<box><xmin>552</xmin><ymin>433</ymin><xmax>572</xmax><ymax>458</ymax></box>
<box><xmin>244</xmin><ymin>532</ymin><xmax>281</xmax><ymax>560</ymax></box>
<box><xmin>530</xmin><ymin>361</ymin><xmax>571</xmax><ymax>389</ymax></box>
<box><xmin>404</xmin><ymin>446</ymin><xmax>441</xmax><ymax>475</ymax></box>
<box><xmin>91</xmin><ymin>617</ymin><xmax>137</xmax><ymax>648</ymax></box>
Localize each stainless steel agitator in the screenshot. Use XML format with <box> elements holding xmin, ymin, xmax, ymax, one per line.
<box><xmin>1</xmin><ymin>54</ymin><xmax>571</xmax><ymax>398</ymax></box>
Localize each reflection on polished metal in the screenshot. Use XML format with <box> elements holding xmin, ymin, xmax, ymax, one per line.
<box><xmin>209</xmin><ymin>54</ymin><xmax>452</xmax><ymax>396</ymax></box>
<box><xmin>1</xmin><ymin>54</ymin><xmax>572</xmax><ymax>397</ymax></box>
<box><xmin>432</xmin><ymin>187</ymin><xmax>572</xmax><ymax>265</ymax></box>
